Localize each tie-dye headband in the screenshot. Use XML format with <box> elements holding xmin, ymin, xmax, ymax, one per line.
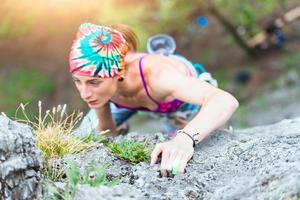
<box><xmin>69</xmin><ymin>23</ymin><xmax>128</xmax><ymax>78</ymax></box>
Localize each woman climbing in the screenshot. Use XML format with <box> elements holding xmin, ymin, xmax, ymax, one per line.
<box><xmin>69</xmin><ymin>23</ymin><xmax>239</xmax><ymax>176</ymax></box>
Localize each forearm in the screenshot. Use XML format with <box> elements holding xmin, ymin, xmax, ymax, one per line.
<box><xmin>182</xmin><ymin>92</ymin><xmax>239</xmax><ymax>144</ymax></box>
<box><xmin>95</xmin><ymin>103</ymin><xmax>117</xmax><ymax>135</ymax></box>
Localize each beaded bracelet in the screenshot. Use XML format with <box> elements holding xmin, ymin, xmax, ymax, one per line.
<box><xmin>177</xmin><ymin>130</ymin><xmax>199</xmax><ymax>148</ymax></box>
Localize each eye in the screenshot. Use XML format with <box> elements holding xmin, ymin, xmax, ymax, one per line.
<box><xmin>89</xmin><ymin>81</ymin><xmax>101</xmax><ymax>86</ymax></box>
<box><xmin>72</xmin><ymin>79</ymin><xmax>80</xmax><ymax>84</ymax></box>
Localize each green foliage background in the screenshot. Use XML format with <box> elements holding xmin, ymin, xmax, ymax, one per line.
<box><xmin>0</xmin><ymin>68</ymin><xmax>54</xmax><ymax>116</ymax></box>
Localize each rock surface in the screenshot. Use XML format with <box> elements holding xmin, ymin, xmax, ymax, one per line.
<box><xmin>74</xmin><ymin>185</ymin><xmax>145</xmax><ymax>200</ymax></box>
<box><xmin>62</xmin><ymin>117</ymin><xmax>300</xmax><ymax>200</ymax></box>
<box><xmin>1</xmin><ymin>115</ymin><xmax>299</xmax><ymax>199</ymax></box>
<box><xmin>0</xmin><ymin>116</ymin><xmax>43</xmax><ymax>200</ymax></box>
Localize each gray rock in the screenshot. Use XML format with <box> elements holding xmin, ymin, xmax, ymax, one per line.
<box><xmin>74</xmin><ymin>185</ymin><xmax>145</xmax><ymax>200</ymax></box>
<box><xmin>62</xmin><ymin>117</ymin><xmax>300</xmax><ymax>200</ymax></box>
<box><xmin>0</xmin><ymin>116</ymin><xmax>42</xmax><ymax>200</ymax></box>
<box><xmin>2</xmin><ymin>114</ymin><xmax>297</xmax><ymax>199</ymax></box>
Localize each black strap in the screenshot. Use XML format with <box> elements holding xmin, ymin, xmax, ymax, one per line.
<box><xmin>177</xmin><ymin>130</ymin><xmax>196</xmax><ymax>147</ymax></box>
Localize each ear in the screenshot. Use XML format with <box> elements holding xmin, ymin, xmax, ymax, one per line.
<box><xmin>117</xmin><ymin>75</ymin><xmax>125</xmax><ymax>82</ymax></box>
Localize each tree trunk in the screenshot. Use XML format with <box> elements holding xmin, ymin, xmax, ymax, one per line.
<box><xmin>207</xmin><ymin>5</ymin><xmax>256</xmax><ymax>57</ymax></box>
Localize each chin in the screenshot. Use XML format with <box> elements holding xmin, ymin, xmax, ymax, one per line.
<box><xmin>88</xmin><ymin>105</ymin><xmax>96</xmax><ymax>109</ymax></box>
<box><xmin>87</xmin><ymin>101</ymin><xmax>105</xmax><ymax>109</ymax></box>
<box><xmin>88</xmin><ymin>104</ymin><xmax>100</xmax><ymax>109</ymax></box>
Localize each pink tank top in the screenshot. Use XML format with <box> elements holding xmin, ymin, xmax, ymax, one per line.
<box><xmin>112</xmin><ymin>55</ymin><xmax>193</xmax><ymax>113</ymax></box>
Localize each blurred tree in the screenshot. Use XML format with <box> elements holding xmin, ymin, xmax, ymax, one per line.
<box><xmin>147</xmin><ymin>0</ymin><xmax>196</xmax><ymax>35</ymax></box>
<box><xmin>203</xmin><ymin>1</ymin><xmax>255</xmax><ymax>56</ymax></box>
<box><xmin>148</xmin><ymin>0</ymin><xmax>292</xmax><ymax>56</ymax></box>
<box><xmin>150</xmin><ymin>0</ymin><xmax>255</xmax><ymax>56</ymax></box>
<box><xmin>280</xmin><ymin>0</ymin><xmax>289</xmax><ymax>9</ymax></box>
<box><xmin>214</xmin><ymin>0</ymin><xmax>285</xmax><ymax>38</ymax></box>
<box><xmin>0</xmin><ymin>0</ymin><xmax>294</xmax><ymax>54</ymax></box>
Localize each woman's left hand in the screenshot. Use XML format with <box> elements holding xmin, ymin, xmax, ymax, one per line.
<box><xmin>150</xmin><ymin>133</ymin><xmax>194</xmax><ymax>176</ymax></box>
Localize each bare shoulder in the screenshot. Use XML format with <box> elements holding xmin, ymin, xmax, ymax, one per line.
<box><xmin>142</xmin><ymin>54</ymin><xmax>184</xmax><ymax>95</ymax></box>
<box><xmin>142</xmin><ymin>54</ymin><xmax>224</xmax><ymax>105</ymax></box>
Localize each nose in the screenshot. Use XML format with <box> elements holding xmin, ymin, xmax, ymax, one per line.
<box><xmin>80</xmin><ymin>85</ymin><xmax>93</xmax><ymax>101</ymax></box>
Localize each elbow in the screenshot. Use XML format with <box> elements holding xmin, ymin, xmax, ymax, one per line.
<box><xmin>221</xmin><ymin>91</ymin><xmax>239</xmax><ymax>111</ymax></box>
<box><xmin>230</xmin><ymin>94</ymin><xmax>239</xmax><ymax>110</ymax></box>
<box><xmin>205</xmin><ymin>89</ymin><xmax>239</xmax><ymax>111</ymax></box>
<box><xmin>232</xmin><ymin>98</ymin><xmax>239</xmax><ymax>112</ymax></box>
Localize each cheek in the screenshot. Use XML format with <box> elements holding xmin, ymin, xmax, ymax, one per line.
<box><xmin>102</xmin><ymin>81</ymin><xmax>117</xmax><ymax>91</ymax></box>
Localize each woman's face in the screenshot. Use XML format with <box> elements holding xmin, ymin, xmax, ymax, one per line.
<box><xmin>72</xmin><ymin>74</ymin><xmax>117</xmax><ymax>109</ymax></box>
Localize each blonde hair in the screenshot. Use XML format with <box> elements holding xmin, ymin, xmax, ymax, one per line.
<box><xmin>110</xmin><ymin>24</ymin><xmax>139</xmax><ymax>51</ymax></box>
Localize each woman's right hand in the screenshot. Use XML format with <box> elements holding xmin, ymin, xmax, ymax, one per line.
<box><xmin>95</xmin><ymin>103</ymin><xmax>118</xmax><ymax>135</ymax></box>
<box><xmin>99</xmin><ymin>123</ymin><xmax>129</xmax><ymax>136</ymax></box>
<box><xmin>116</xmin><ymin>122</ymin><xmax>130</xmax><ymax>136</ymax></box>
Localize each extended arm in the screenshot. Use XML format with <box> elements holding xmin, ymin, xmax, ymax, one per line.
<box><xmin>150</xmin><ymin>67</ymin><xmax>239</xmax><ymax>175</ymax></box>
<box><xmin>176</xmin><ymin>83</ymin><xmax>239</xmax><ymax>145</ymax></box>
<box><xmin>95</xmin><ymin>103</ymin><xmax>118</xmax><ymax>135</ymax></box>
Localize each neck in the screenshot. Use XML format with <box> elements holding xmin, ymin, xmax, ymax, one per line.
<box><xmin>114</xmin><ymin>51</ymin><xmax>145</xmax><ymax>96</ymax></box>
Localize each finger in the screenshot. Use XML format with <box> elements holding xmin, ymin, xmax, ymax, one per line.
<box><xmin>116</xmin><ymin>123</ymin><xmax>129</xmax><ymax>135</ymax></box>
<box><xmin>98</xmin><ymin>129</ymin><xmax>110</xmax><ymax>135</ymax></box>
<box><xmin>178</xmin><ymin>156</ymin><xmax>189</xmax><ymax>176</ymax></box>
<box><xmin>166</xmin><ymin>149</ymin><xmax>178</xmax><ymax>171</ymax></box>
<box><xmin>171</xmin><ymin>153</ymin><xmax>183</xmax><ymax>175</ymax></box>
<box><xmin>160</xmin><ymin>150</ymin><xmax>171</xmax><ymax>177</ymax></box>
<box><xmin>150</xmin><ymin>144</ymin><xmax>163</xmax><ymax>166</ymax></box>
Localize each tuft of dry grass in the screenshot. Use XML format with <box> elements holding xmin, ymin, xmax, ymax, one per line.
<box><xmin>13</xmin><ymin>101</ymin><xmax>99</xmax><ymax>160</ymax></box>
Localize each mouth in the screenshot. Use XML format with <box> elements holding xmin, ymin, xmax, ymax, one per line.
<box><xmin>87</xmin><ymin>100</ymin><xmax>98</xmax><ymax>106</ymax></box>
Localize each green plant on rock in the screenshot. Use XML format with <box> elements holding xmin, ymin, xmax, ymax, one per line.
<box><xmin>9</xmin><ymin>102</ymin><xmax>109</xmax><ymax>183</ymax></box>
<box><xmin>14</xmin><ymin>102</ymin><xmax>97</xmax><ymax>160</ymax></box>
<box><xmin>81</xmin><ymin>131</ymin><xmax>109</xmax><ymax>146</ymax></box>
<box><xmin>109</xmin><ymin>139</ymin><xmax>153</xmax><ymax>164</ymax></box>
<box><xmin>81</xmin><ymin>164</ymin><xmax>119</xmax><ymax>187</ymax></box>
<box><xmin>4</xmin><ymin>101</ymin><xmax>112</xmax><ymax>183</ymax></box>
<box><xmin>45</xmin><ymin>162</ymin><xmax>118</xmax><ymax>200</ymax></box>
<box><xmin>43</xmin><ymin>158</ymin><xmax>67</xmax><ymax>182</ymax></box>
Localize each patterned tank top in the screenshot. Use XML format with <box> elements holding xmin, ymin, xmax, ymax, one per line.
<box><xmin>112</xmin><ymin>55</ymin><xmax>195</xmax><ymax>113</ymax></box>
